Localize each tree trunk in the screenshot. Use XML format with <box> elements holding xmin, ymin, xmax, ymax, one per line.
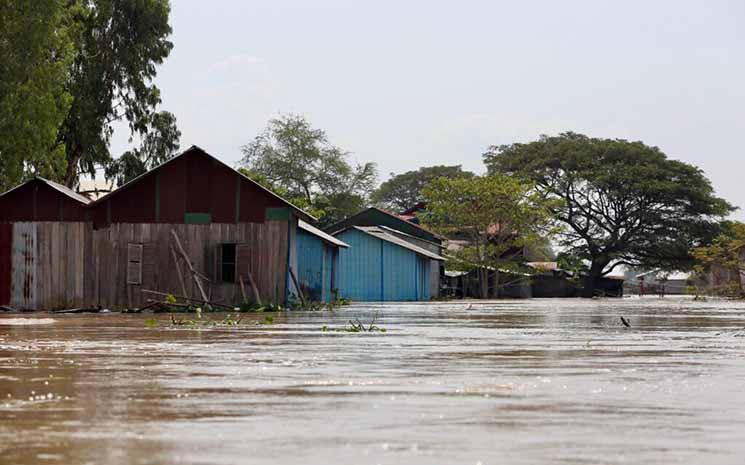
<box><xmin>64</xmin><ymin>144</ymin><xmax>83</xmax><ymax>188</ymax></box>
<box><xmin>581</xmin><ymin>259</ymin><xmax>608</xmax><ymax>298</ymax></box>
<box><xmin>479</xmin><ymin>268</ymin><xmax>489</xmax><ymax>299</ymax></box>
<box><xmin>492</xmin><ymin>269</ymin><xmax>500</xmax><ymax>298</ymax></box>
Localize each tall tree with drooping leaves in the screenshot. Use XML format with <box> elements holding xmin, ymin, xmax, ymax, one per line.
<box><xmin>105</xmin><ymin>110</ymin><xmax>180</xmax><ymax>186</ymax></box>
<box><xmin>241</xmin><ymin>114</ymin><xmax>378</xmax><ymax>226</ymax></box>
<box><xmin>0</xmin><ymin>0</ymin><xmax>75</xmax><ymax>191</ymax></box>
<box><xmin>484</xmin><ymin>132</ymin><xmax>734</xmax><ymax>297</ymax></box>
<box><xmin>422</xmin><ymin>175</ymin><xmax>555</xmax><ymax>298</ymax></box>
<box><xmin>58</xmin><ymin>0</ymin><xmax>174</xmax><ymax>187</ymax></box>
<box><xmin>372</xmin><ymin>165</ymin><xmax>475</xmax><ymax>212</ymax></box>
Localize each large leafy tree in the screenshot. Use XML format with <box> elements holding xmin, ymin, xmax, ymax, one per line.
<box><xmin>58</xmin><ymin>0</ymin><xmax>174</xmax><ymax>187</ymax></box>
<box><xmin>105</xmin><ymin>110</ymin><xmax>180</xmax><ymax>186</ymax></box>
<box><xmin>422</xmin><ymin>175</ymin><xmax>554</xmax><ymax>298</ymax></box>
<box><xmin>0</xmin><ymin>0</ymin><xmax>75</xmax><ymax>191</ymax></box>
<box><xmin>372</xmin><ymin>165</ymin><xmax>475</xmax><ymax>212</ymax></box>
<box><xmin>692</xmin><ymin>221</ymin><xmax>745</xmax><ymax>297</ymax></box>
<box><xmin>485</xmin><ymin>133</ymin><xmax>734</xmax><ymax>296</ymax></box>
<box><xmin>241</xmin><ymin>114</ymin><xmax>377</xmax><ymax>226</ymax></box>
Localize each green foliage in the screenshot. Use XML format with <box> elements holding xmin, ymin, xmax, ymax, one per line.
<box><xmin>58</xmin><ymin>0</ymin><xmax>174</xmax><ymax>187</ymax></box>
<box><xmin>240</xmin><ymin>114</ymin><xmax>377</xmax><ymax>226</ymax></box>
<box><xmin>0</xmin><ymin>0</ymin><xmax>75</xmax><ymax>191</ymax></box>
<box><xmin>372</xmin><ymin>165</ymin><xmax>474</xmax><ymax>211</ymax></box>
<box><xmin>484</xmin><ymin>132</ymin><xmax>734</xmax><ymax>295</ymax></box>
<box><xmin>693</xmin><ymin>221</ymin><xmax>745</xmax><ymax>297</ymax></box>
<box><xmin>144</xmin><ymin>318</ymin><xmax>158</xmax><ymax>328</ymax></box>
<box><xmin>422</xmin><ymin>174</ymin><xmax>555</xmax><ymax>297</ymax></box>
<box><xmin>105</xmin><ymin>111</ymin><xmax>180</xmax><ymax>186</ymax></box>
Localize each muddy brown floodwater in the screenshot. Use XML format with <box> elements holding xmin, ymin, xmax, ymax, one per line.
<box><xmin>2</xmin><ymin>297</ymin><xmax>745</xmax><ymax>465</ymax></box>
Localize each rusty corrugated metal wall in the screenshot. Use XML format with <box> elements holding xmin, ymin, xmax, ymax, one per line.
<box><xmin>10</xmin><ymin>223</ymin><xmax>37</xmax><ymax>309</ymax></box>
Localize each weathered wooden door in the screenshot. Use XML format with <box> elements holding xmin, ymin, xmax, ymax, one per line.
<box><xmin>0</xmin><ymin>224</ymin><xmax>11</xmax><ymax>305</ymax></box>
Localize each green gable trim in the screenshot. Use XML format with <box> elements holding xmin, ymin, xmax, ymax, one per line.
<box><xmin>266</xmin><ymin>207</ymin><xmax>290</xmax><ymax>221</ymax></box>
<box><xmin>185</xmin><ymin>212</ymin><xmax>211</xmax><ymax>224</ymax></box>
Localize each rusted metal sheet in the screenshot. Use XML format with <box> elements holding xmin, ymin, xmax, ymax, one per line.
<box><xmin>0</xmin><ymin>224</ymin><xmax>11</xmax><ymax>305</ymax></box>
<box><xmin>11</xmin><ymin>223</ymin><xmax>37</xmax><ymax>309</ymax></box>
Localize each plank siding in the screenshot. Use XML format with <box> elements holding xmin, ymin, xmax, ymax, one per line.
<box><xmin>91</xmin><ymin>222</ymin><xmax>289</xmax><ymax>309</ymax></box>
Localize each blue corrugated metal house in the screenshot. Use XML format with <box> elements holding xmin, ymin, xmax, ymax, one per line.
<box><xmin>294</xmin><ymin>220</ymin><xmax>350</xmax><ymax>303</ymax></box>
<box><xmin>333</xmin><ymin>226</ymin><xmax>445</xmax><ymax>301</ymax></box>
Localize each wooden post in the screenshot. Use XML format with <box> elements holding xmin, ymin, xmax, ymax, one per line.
<box><xmin>246</xmin><ymin>271</ymin><xmax>262</xmax><ymax>306</ymax></box>
<box><xmin>289</xmin><ymin>267</ymin><xmax>306</xmax><ymax>306</ymax></box>
<box><xmin>239</xmin><ymin>275</ymin><xmax>248</xmax><ymax>304</ymax></box>
<box><xmin>170</xmin><ymin>229</ymin><xmax>211</xmax><ymax>310</ymax></box>
<box><xmin>170</xmin><ymin>244</ymin><xmax>189</xmax><ymax>299</ymax></box>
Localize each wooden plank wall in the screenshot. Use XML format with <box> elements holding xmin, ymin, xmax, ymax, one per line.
<box><xmin>90</xmin><ymin>222</ymin><xmax>289</xmax><ymax>310</ymax></box>
<box><xmin>9</xmin><ymin>222</ymin><xmax>87</xmax><ymax>310</ymax></box>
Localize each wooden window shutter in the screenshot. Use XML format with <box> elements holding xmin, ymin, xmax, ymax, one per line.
<box><xmin>127</xmin><ymin>243</ymin><xmax>143</xmax><ymax>285</ymax></box>
<box><xmin>214</xmin><ymin>245</ymin><xmax>223</xmax><ymax>282</ymax></box>
<box><xmin>236</xmin><ymin>244</ymin><xmax>251</xmax><ymax>283</ymax></box>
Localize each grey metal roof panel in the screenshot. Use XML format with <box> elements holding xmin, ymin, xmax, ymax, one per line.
<box><xmin>352</xmin><ymin>226</ymin><xmax>445</xmax><ymax>261</ymax></box>
<box><xmin>0</xmin><ymin>177</ymin><xmax>91</xmax><ymax>205</ymax></box>
<box><xmin>298</xmin><ymin>219</ymin><xmax>350</xmax><ymax>248</ymax></box>
<box><xmin>39</xmin><ymin>177</ymin><xmax>92</xmax><ymax>204</ymax></box>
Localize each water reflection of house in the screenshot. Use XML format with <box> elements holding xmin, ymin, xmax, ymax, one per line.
<box><xmin>0</xmin><ymin>146</ymin><xmax>345</xmax><ymax>310</ymax></box>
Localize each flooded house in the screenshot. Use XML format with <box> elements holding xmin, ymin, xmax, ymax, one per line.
<box><xmin>326</xmin><ymin>207</ymin><xmax>445</xmax><ymax>299</ymax></box>
<box><xmin>295</xmin><ymin>220</ymin><xmax>349</xmax><ymax>303</ymax></box>
<box><xmin>0</xmin><ymin>146</ymin><xmax>342</xmax><ymax>310</ymax></box>
<box><xmin>331</xmin><ymin>225</ymin><xmax>445</xmax><ymax>301</ymax></box>
<box><xmin>0</xmin><ymin>178</ymin><xmax>92</xmax><ymax>309</ymax></box>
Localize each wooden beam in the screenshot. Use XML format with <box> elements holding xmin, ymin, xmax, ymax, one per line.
<box><xmin>170</xmin><ymin>229</ymin><xmax>211</xmax><ymax>310</ymax></box>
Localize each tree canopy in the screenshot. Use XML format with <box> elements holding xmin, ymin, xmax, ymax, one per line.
<box><xmin>422</xmin><ymin>175</ymin><xmax>554</xmax><ymax>298</ymax></box>
<box><xmin>692</xmin><ymin>221</ymin><xmax>745</xmax><ymax>297</ymax></box>
<box><xmin>241</xmin><ymin>114</ymin><xmax>377</xmax><ymax>227</ymax></box>
<box><xmin>58</xmin><ymin>0</ymin><xmax>174</xmax><ymax>187</ymax></box>
<box><xmin>105</xmin><ymin>111</ymin><xmax>180</xmax><ymax>186</ymax></box>
<box><xmin>372</xmin><ymin>165</ymin><xmax>474</xmax><ymax>212</ymax></box>
<box><xmin>484</xmin><ymin>132</ymin><xmax>734</xmax><ymax>296</ymax></box>
<box><xmin>0</xmin><ymin>0</ymin><xmax>75</xmax><ymax>191</ymax></box>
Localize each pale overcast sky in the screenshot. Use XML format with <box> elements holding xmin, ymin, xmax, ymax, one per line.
<box><xmin>111</xmin><ymin>0</ymin><xmax>745</xmax><ymax>215</ymax></box>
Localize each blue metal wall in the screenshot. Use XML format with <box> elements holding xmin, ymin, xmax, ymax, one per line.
<box><xmin>296</xmin><ymin>229</ymin><xmax>336</xmax><ymax>302</ymax></box>
<box><xmin>336</xmin><ymin>229</ymin><xmax>432</xmax><ymax>301</ymax></box>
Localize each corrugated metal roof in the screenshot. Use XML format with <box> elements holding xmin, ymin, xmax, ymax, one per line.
<box><xmin>378</xmin><ymin>225</ymin><xmax>445</xmax><ymax>250</ymax></box>
<box><xmin>352</xmin><ymin>226</ymin><xmax>445</xmax><ymax>261</ymax></box>
<box><xmin>87</xmin><ymin>145</ymin><xmax>316</xmax><ymax>221</ymax></box>
<box><xmin>0</xmin><ymin>177</ymin><xmax>91</xmax><ymax>205</ymax></box>
<box><xmin>38</xmin><ymin>177</ymin><xmax>92</xmax><ymax>204</ymax></box>
<box><xmin>298</xmin><ymin>220</ymin><xmax>349</xmax><ymax>248</ymax></box>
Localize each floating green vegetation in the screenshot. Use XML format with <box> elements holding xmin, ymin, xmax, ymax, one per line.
<box><xmin>168</xmin><ymin>313</ymin><xmax>244</xmax><ymax>327</ymax></box>
<box><xmin>260</xmin><ymin>315</ymin><xmax>274</xmax><ymax>325</ymax></box>
<box><xmin>144</xmin><ymin>318</ymin><xmax>158</xmax><ymax>328</ymax></box>
<box><xmin>321</xmin><ymin>314</ymin><xmax>386</xmax><ymax>333</ymax></box>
